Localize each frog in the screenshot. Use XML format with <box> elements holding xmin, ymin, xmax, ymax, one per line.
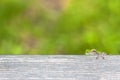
<box><xmin>85</xmin><ymin>49</ymin><xmax>107</xmax><ymax>59</ymax></box>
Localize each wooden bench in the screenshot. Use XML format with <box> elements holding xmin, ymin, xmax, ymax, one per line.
<box><xmin>0</xmin><ymin>55</ymin><xmax>120</xmax><ymax>80</ymax></box>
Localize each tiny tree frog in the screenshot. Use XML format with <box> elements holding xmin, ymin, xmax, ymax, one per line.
<box><xmin>85</xmin><ymin>49</ymin><xmax>107</xmax><ymax>59</ymax></box>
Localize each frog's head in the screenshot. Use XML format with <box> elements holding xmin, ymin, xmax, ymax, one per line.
<box><xmin>91</xmin><ymin>49</ymin><xmax>97</xmax><ymax>52</ymax></box>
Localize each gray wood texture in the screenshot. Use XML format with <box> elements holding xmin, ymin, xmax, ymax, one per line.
<box><xmin>0</xmin><ymin>55</ymin><xmax>120</xmax><ymax>80</ymax></box>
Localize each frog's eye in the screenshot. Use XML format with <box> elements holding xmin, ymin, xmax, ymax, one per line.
<box><xmin>91</xmin><ymin>49</ymin><xmax>96</xmax><ymax>52</ymax></box>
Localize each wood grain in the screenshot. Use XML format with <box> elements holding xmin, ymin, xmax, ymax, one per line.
<box><xmin>0</xmin><ymin>55</ymin><xmax>120</xmax><ymax>80</ymax></box>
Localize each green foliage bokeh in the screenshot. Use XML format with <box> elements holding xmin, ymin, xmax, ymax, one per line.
<box><xmin>0</xmin><ymin>0</ymin><xmax>120</xmax><ymax>54</ymax></box>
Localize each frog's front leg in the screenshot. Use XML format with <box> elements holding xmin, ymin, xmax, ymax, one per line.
<box><xmin>96</xmin><ymin>55</ymin><xmax>99</xmax><ymax>59</ymax></box>
<box><xmin>101</xmin><ymin>52</ymin><xmax>107</xmax><ymax>59</ymax></box>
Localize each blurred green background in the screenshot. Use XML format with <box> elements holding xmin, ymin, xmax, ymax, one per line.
<box><xmin>0</xmin><ymin>0</ymin><xmax>120</xmax><ymax>54</ymax></box>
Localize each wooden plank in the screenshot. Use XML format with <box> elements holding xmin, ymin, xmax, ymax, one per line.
<box><xmin>0</xmin><ymin>55</ymin><xmax>120</xmax><ymax>80</ymax></box>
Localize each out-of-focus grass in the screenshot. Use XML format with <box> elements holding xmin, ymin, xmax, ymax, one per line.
<box><xmin>0</xmin><ymin>0</ymin><xmax>120</xmax><ymax>54</ymax></box>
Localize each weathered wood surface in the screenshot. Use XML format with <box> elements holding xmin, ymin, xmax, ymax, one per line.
<box><xmin>0</xmin><ymin>55</ymin><xmax>120</xmax><ymax>80</ymax></box>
